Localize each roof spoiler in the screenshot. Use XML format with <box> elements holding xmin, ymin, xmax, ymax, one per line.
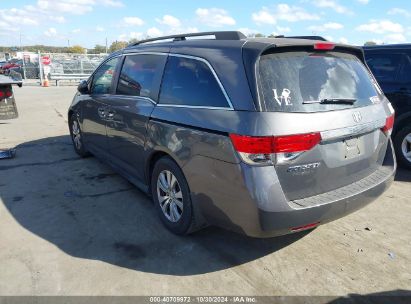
<box><xmin>274</xmin><ymin>35</ymin><xmax>328</xmax><ymax>41</ymax></box>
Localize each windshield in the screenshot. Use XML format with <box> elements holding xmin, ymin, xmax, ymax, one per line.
<box><xmin>258</xmin><ymin>51</ymin><xmax>381</xmax><ymax>112</ymax></box>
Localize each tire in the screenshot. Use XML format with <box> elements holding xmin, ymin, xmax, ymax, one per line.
<box><xmin>151</xmin><ymin>156</ymin><xmax>199</xmax><ymax>235</ymax></box>
<box><xmin>393</xmin><ymin>125</ymin><xmax>411</xmax><ymax>170</ymax></box>
<box><xmin>69</xmin><ymin>114</ymin><xmax>90</xmax><ymax>157</ymax></box>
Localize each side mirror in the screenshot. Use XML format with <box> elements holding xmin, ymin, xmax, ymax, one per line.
<box><xmin>77</xmin><ymin>80</ymin><xmax>89</xmax><ymax>94</ymax></box>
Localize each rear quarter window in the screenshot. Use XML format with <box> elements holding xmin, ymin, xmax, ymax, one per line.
<box><xmin>258</xmin><ymin>51</ymin><xmax>380</xmax><ymax>112</ymax></box>
<box><xmin>159</xmin><ymin>56</ymin><xmax>230</xmax><ymax>108</ymax></box>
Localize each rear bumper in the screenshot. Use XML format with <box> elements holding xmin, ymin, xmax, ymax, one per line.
<box><xmin>183</xmin><ymin>139</ymin><xmax>396</xmax><ymax>238</ymax></box>
<box><xmin>256</xmin><ymin>167</ymin><xmax>394</xmax><ymax>237</ymax></box>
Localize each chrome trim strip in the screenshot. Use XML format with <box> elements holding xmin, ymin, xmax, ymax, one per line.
<box><xmin>122</xmin><ymin>51</ymin><xmax>169</xmax><ymax>56</ymax></box>
<box><xmin>156</xmin><ymin>104</ymin><xmax>233</xmax><ymax>110</ymax></box>
<box><xmin>320</xmin><ymin>119</ymin><xmax>386</xmax><ymax>141</ymax></box>
<box><xmin>113</xmin><ymin>94</ymin><xmax>157</xmax><ymax>105</ymax></box>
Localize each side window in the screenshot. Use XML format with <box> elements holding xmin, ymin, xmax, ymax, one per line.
<box><xmin>365</xmin><ymin>52</ymin><xmax>403</xmax><ymax>83</ymax></box>
<box><xmin>90</xmin><ymin>57</ymin><xmax>119</xmax><ymax>95</ymax></box>
<box><xmin>158</xmin><ymin>56</ymin><xmax>229</xmax><ymax>108</ymax></box>
<box><xmin>116</xmin><ymin>54</ymin><xmax>164</xmax><ymax>98</ymax></box>
<box><xmin>399</xmin><ymin>53</ymin><xmax>411</xmax><ymax>83</ymax></box>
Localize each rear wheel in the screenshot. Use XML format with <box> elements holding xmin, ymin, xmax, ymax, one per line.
<box><xmin>151</xmin><ymin>156</ymin><xmax>199</xmax><ymax>235</ymax></box>
<box><xmin>69</xmin><ymin>114</ymin><xmax>89</xmax><ymax>157</ymax></box>
<box><xmin>394</xmin><ymin>125</ymin><xmax>411</xmax><ymax>169</ymax></box>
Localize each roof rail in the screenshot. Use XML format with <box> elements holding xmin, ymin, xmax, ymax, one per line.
<box><xmin>130</xmin><ymin>31</ymin><xmax>246</xmax><ymax>46</ymax></box>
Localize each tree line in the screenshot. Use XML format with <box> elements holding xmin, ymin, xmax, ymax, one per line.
<box><xmin>0</xmin><ymin>40</ymin><xmax>133</xmax><ymax>55</ymax></box>
<box><xmin>0</xmin><ymin>36</ymin><xmax>380</xmax><ymax>55</ymax></box>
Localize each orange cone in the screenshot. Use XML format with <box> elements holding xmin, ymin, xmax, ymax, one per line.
<box><xmin>43</xmin><ymin>78</ymin><xmax>49</xmax><ymax>87</ymax></box>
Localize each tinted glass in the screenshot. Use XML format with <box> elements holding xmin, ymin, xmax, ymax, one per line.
<box><xmin>258</xmin><ymin>51</ymin><xmax>380</xmax><ymax>112</ymax></box>
<box><xmin>159</xmin><ymin>56</ymin><xmax>229</xmax><ymax>107</ymax></box>
<box><xmin>365</xmin><ymin>52</ymin><xmax>403</xmax><ymax>82</ymax></box>
<box><xmin>117</xmin><ymin>54</ymin><xmax>164</xmax><ymax>98</ymax></box>
<box><xmin>399</xmin><ymin>53</ymin><xmax>411</xmax><ymax>83</ymax></box>
<box><xmin>90</xmin><ymin>57</ymin><xmax>119</xmax><ymax>95</ymax></box>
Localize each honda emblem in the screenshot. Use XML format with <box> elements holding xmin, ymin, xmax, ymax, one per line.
<box><xmin>353</xmin><ymin>112</ymin><xmax>362</xmax><ymax>123</ymax></box>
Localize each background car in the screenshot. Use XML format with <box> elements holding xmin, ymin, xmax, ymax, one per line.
<box><xmin>364</xmin><ymin>44</ymin><xmax>411</xmax><ymax>169</ymax></box>
<box><xmin>7</xmin><ymin>62</ymin><xmax>40</xmax><ymax>79</ymax></box>
<box><xmin>0</xmin><ymin>59</ymin><xmax>22</xmax><ymax>72</ymax></box>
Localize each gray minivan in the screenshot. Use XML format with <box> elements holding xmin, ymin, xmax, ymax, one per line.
<box><xmin>68</xmin><ymin>31</ymin><xmax>396</xmax><ymax>237</ymax></box>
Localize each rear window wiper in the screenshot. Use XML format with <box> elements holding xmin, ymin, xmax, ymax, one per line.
<box><xmin>303</xmin><ymin>98</ymin><xmax>357</xmax><ymax>105</ymax></box>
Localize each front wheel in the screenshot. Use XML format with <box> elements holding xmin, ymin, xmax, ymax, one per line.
<box><xmin>151</xmin><ymin>156</ymin><xmax>199</xmax><ymax>235</ymax></box>
<box><xmin>69</xmin><ymin>114</ymin><xmax>89</xmax><ymax>157</ymax></box>
<box><xmin>394</xmin><ymin>125</ymin><xmax>411</xmax><ymax>170</ymax></box>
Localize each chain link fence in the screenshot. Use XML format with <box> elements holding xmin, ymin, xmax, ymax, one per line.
<box><xmin>1</xmin><ymin>52</ymin><xmax>107</xmax><ymax>84</ymax></box>
<box><xmin>41</xmin><ymin>53</ymin><xmax>107</xmax><ymax>75</ymax></box>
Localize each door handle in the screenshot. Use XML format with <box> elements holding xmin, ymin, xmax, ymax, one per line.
<box><xmin>97</xmin><ymin>107</ymin><xmax>106</xmax><ymax>118</ymax></box>
<box><xmin>107</xmin><ymin>110</ymin><xmax>115</xmax><ymax>119</ymax></box>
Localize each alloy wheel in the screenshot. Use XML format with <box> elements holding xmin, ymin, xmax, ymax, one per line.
<box><xmin>71</xmin><ymin>120</ymin><xmax>82</xmax><ymax>150</ymax></box>
<box><xmin>156</xmin><ymin>170</ymin><xmax>183</xmax><ymax>222</ymax></box>
<box><xmin>401</xmin><ymin>132</ymin><xmax>411</xmax><ymax>163</ymax></box>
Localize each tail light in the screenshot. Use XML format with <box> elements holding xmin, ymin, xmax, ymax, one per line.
<box><xmin>381</xmin><ymin>114</ymin><xmax>394</xmax><ymax>136</ymax></box>
<box><xmin>229</xmin><ymin>132</ymin><xmax>322</xmax><ymax>166</ymax></box>
<box><xmin>0</xmin><ymin>88</ymin><xmax>12</xmax><ymax>100</ymax></box>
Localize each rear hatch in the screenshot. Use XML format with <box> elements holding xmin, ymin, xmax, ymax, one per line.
<box><xmin>256</xmin><ymin>45</ymin><xmax>394</xmax><ymax>201</ymax></box>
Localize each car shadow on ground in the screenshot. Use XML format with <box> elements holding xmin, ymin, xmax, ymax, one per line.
<box><xmin>0</xmin><ymin>135</ymin><xmax>310</xmax><ymax>276</ymax></box>
<box><xmin>327</xmin><ymin>289</ymin><xmax>411</xmax><ymax>304</ymax></box>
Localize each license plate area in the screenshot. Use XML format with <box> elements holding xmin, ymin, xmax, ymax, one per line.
<box><xmin>344</xmin><ymin>137</ymin><xmax>361</xmax><ymax>159</ymax></box>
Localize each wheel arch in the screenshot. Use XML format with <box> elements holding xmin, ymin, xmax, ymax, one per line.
<box><xmin>146</xmin><ymin>149</ymin><xmax>206</xmax><ymax>233</ymax></box>
<box><xmin>145</xmin><ymin>149</ymin><xmax>182</xmax><ymax>193</ymax></box>
<box><xmin>393</xmin><ymin>112</ymin><xmax>411</xmax><ymax>138</ymax></box>
<box><xmin>68</xmin><ymin>109</ymin><xmax>74</xmax><ymax>122</ymax></box>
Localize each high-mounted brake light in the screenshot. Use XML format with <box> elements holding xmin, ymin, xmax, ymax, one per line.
<box><xmin>229</xmin><ymin>133</ymin><xmax>322</xmax><ymax>166</ymax></box>
<box><xmin>382</xmin><ymin>114</ymin><xmax>395</xmax><ymax>136</ymax></box>
<box><xmin>314</xmin><ymin>42</ymin><xmax>335</xmax><ymax>50</ymax></box>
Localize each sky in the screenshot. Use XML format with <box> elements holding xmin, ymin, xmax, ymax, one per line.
<box><xmin>0</xmin><ymin>0</ymin><xmax>410</xmax><ymax>48</ymax></box>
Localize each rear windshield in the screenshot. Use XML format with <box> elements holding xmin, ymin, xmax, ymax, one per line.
<box><xmin>258</xmin><ymin>51</ymin><xmax>381</xmax><ymax>112</ymax></box>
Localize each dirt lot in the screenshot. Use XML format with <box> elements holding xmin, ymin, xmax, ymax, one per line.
<box><xmin>0</xmin><ymin>86</ymin><xmax>410</xmax><ymax>296</ymax></box>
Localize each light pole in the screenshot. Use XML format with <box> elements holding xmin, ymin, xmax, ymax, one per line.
<box><xmin>19</xmin><ymin>33</ymin><xmax>27</xmax><ymax>79</ymax></box>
